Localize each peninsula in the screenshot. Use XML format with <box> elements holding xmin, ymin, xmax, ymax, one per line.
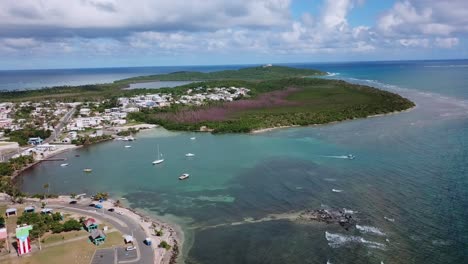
<box><xmin>0</xmin><ymin>65</ymin><xmax>415</xmax><ymax>134</ymax></box>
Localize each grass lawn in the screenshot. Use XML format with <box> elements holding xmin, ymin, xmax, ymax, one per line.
<box><xmin>41</xmin><ymin>230</ymin><xmax>89</xmax><ymax>245</ymax></box>
<box><xmin>3</xmin><ymin>231</ymin><xmax>124</xmax><ymax>264</ymax></box>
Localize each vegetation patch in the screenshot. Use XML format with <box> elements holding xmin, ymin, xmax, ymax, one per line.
<box><xmin>129</xmin><ymin>78</ymin><xmax>415</xmax><ymax>133</ymax></box>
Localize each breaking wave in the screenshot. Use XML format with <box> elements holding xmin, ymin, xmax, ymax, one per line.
<box><xmin>343</xmin><ymin>208</ymin><xmax>356</xmax><ymax>214</ymax></box>
<box><xmin>325</xmin><ymin>232</ymin><xmax>386</xmax><ymax>250</ymax></box>
<box><xmin>356</xmin><ymin>225</ymin><xmax>386</xmax><ymax>236</ymax></box>
<box><xmin>327</xmin><ymin>72</ymin><xmax>340</xmax><ymax>77</ymax></box>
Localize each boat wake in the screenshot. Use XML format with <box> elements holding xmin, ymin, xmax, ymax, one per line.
<box><xmin>325</xmin><ymin>231</ymin><xmax>386</xmax><ymax>250</ymax></box>
<box><xmin>356</xmin><ymin>225</ymin><xmax>386</xmax><ymax>236</ymax></box>
<box><xmin>321</xmin><ymin>155</ymin><xmax>354</xmax><ymax>159</ymax></box>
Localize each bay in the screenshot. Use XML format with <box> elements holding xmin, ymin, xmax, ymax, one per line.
<box><xmin>16</xmin><ymin>60</ymin><xmax>468</xmax><ymax>263</ymax></box>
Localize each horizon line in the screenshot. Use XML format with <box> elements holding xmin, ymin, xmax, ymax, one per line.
<box><xmin>1</xmin><ymin>58</ymin><xmax>467</xmax><ymax>72</ymax></box>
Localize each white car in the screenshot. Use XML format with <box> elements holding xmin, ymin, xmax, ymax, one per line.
<box><xmin>117</xmin><ymin>211</ymin><xmax>124</xmax><ymax>215</ymax></box>
<box><xmin>126</xmin><ymin>246</ymin><xmax>136</xmax><ymax>251</ymax></box>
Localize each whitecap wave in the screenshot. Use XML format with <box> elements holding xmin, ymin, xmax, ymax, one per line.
<box><xmin>323</xmin><ymin>178</ymin><xmax>337</xmax><ymax>182</ymax></box>
<box><xmin>327</xmin><ymin>72</ymin><xmax>340</xmax><ymax>77</ymax></box>
<box><xmin>343</xmin><ymin>208</ymin><xmax>356</xmax><ymax>214</ymax></box>
<box><xmin>384</xmin><ymin>216</ymin><xmax>395</xmax><ymax>222</ymax></box>
<box><xmin>325</xmin><ymin>231</ymin><xmax>386</xmax><ymax>250</ymax></box>
<box><xmin>424</xmin><ymin>65</ymin><xmax>468</xmax><ymax>68</ymax></box>
<box><xmin>356</xmin><ymin>225</ymin><xmax>386</xmax><ymax>236</ymax></box>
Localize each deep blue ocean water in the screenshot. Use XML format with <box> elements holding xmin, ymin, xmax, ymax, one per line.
<box><xmin>14</xmin><ymin>60</ymin><xmax>468</xmax><ymax>263</ymax></box>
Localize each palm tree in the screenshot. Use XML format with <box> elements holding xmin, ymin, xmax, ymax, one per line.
<box><xmin>43</xmin><ymin>183</ymin><xmax>50</xmax><ymax>204</ymax></box>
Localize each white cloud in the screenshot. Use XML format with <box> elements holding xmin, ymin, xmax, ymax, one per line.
<box><xmin>0</xmin><ymin>0</ymin><xmax>465</xmax><ymax>65</ymax></box>
<box><xmin>378</xmin><ymin>0</ymin><xmax>468</xmax><ymax>36</ymax></box>
<box><xmin>435</xmin><ymin>37</ymin><xmax>459</xmax><ymax>48</ymax></box>
<box><xmin>0</xmin><ymin>0</ymin><xmax>291</xmax><ymax>35</ymax></box>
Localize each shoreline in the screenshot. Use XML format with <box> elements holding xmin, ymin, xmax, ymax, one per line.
<box><xmin>11</xmin><ymin>144</ymin><xmax>80</xmax><ymax>180</ymax></box>
<box><xmin>3</xmin><ymin>194</ymin><xmax>182</xmax><ymax>264</ymax></box>
<box><xmin>250</xmin><ymin>105</ymin><xmax>416</xmax><ymax>134</ymax></box>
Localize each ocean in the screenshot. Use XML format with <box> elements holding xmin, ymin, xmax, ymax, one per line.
<box><xmin>14</xmin><ymin>60</ymin><xmax>468</xmax><ymax>263</ymax></box>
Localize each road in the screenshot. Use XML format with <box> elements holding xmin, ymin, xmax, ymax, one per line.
<box><xmin>45</xmin><ymin>106</ymin><xmax>76</xmax><ymax>143</ymax></box>
<box><xmin>49</xmin><ymin>203</ymin><xmax>155</xmax><ymax>264</ymax></box>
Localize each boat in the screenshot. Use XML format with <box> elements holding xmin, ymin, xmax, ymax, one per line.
<box><xmin>124</xmin><ymin>145</ymin><xmax>132</xmax><ymax>148</ymax></box>
<box><xmin>75</xmin><ymin>154</ymin><xmax>80</xmax><ymax>157</ymax></box>
<box><xmin>347</xmin><ymin>154</ymin><xmax>355</xmax><ymax>160</ymax></box>
<box><xmin>178</xmin><ymin>173</ymin><xmax>189</xmax><ymax>180</ymax></box>
<box><xmin>185</xmin><ymin>153</ymin><xmax>195</xmax><ymax>157</ymax></box>
<box><xmin>60</xmin><ymin>163</ymin><xmax>69</xmax><ymax>167</ymax></box>
<box><xmin>125</xmin><ymin>136</ymin><xmax>135</xmax><ymax>141</ymax></box>
<box><xmin>152</xmin><ymin>144</ymin><xmax>164</xmax><ymax>164</ymax></box>
<box><xmin>83</xmin><ymin>168</ymin><xmax>93</xmax><ymax>173</ymax></box>
<box><xmin>190</xmin><ymin>137</ymin><xmax>196</xmax><ymax>140</ymax></box>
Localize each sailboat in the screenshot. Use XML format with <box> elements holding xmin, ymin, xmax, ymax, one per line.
<box><xmin>152</xmin><ymin>144</ymin><xmax>164</xmax><ymax>165</ymax></box>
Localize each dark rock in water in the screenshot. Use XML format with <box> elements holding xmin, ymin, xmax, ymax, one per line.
<box><xmin>297</xmin><ymin>208</ymin><xmax>356</xmax><ymax>230</ymax></box>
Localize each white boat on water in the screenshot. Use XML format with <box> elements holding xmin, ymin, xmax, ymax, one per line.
<box><xmin>60</xmin><ymin>163</ymin><xmax>69</xmax><ymax>167</ymax></box>
<box><xmin>190</xmin><ymin>137</ymin><xmax>196</xmax><ymax>140</ymax></box>
<box><xmin>83</xmin><ymin>168</ymin><xmax>93</xmax><ymax>173</ymax></box>
<box><xmin>124</xmin><ymin>145</ymin><xmax>132</xmax><ymax>148</ymax></box>
<box><xmin>179</xmin><ymin>173</ymin><xmax>189</xmax><ymax>180</ymax></box>
<box><xmin>185</xmin><ymin>153</ymin><xmax>195</xmax><ymax>157</ymax></box>
<box><xmin>152</xmin><ymin>144</ymin><xmax>164</xmax><ymax>164</ymax></box>
<box><xmin>347</xmin><ymin>154</ymin><xmax>355</xmax><ymax>160</ymax></box>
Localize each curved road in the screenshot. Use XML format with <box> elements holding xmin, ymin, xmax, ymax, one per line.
<box><xmin>49</xmin><ymin>203</ymin><xmax>154</xmax><ymax>264</ymax></box>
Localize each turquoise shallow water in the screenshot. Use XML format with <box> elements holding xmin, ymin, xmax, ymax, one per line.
<box><xmin>17</xmin><ymin>60</ymin><xmax>468</xmax><ymax>263</ymax></box>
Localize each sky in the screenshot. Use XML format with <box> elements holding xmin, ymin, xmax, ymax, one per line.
<box><xmin>0</xmin><ymin>0</ymin><xmax>467</xmax><ymax>70</ymax></box>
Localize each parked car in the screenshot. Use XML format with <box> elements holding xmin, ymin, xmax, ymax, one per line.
<box><xmin>69</xmin><ymin>200</ymin><xmax>78</xmax><ymax>204</ymax></box>
<box><xmin>117</xmin><ymin>211</ymin><xmax>124</xmax><ymax>215</ymax></box>
<box><xmin>108</xmin><ymin>208</ymin><xmax>115</xmax><ymax>212</ymax></box>
<box><xmin>89</xmin><ymin>203</ymin><xmax>95</xmax><ymax>207</ymax></box>
<box><xmin>126</xmin><ymin>246</ymin><xmax>136</xmax><ymax>251</ymax></box>
<box><xmin>94</xmin><ymin>204</ymin><xmax>103</xmax><ymax>209</ymax></box>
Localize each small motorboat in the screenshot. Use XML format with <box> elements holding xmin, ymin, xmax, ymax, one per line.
<box><xmin>190</xmin><ymin>137</ymin><xmax>196</xmax><ymax>140</ymax></box>
<box><xmin>347</xmin><ymin>154</ymin><xmax>355</xmax><ymax>160</ymax></box>
<box><xmin>75</xmin><ymin>154</ymin><xmax>80</xmax><ymax>157</ymax></box>
<box><xmin>60</xmin><ymin>163</ymin><xmax>69</xmax><ymax>167</ymax></box>
<box><xmin>83</xmin><ymin>168</ymin><xmax>93</xmax><ymax>173</ymax></box>
<box><xmin>124</xmin><ymin>145</ymin><xmax>132</xmax><ymax>148</ymax></box>
<box><xmin>185</xmin><ymin>153</ymin><xmax>195</xmax><ymax>157</ymax></box>
<box><xmin>178</xmin><ymin>173</ymin><xmax>190</xmax><ymax>180</ymax></box>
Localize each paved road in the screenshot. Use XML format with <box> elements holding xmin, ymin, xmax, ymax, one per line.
<box><xmin>45</xmin><ymin>106</ymin><xmax>76</xmax><ymax>144</ymax></box>
<box><xmin>49</xmin><ymin>203</ymin><xmax>154</xmax><ymax>264</ymax></box>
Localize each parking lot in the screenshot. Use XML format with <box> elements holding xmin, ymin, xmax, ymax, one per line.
<box><xmin>91</xmin><ymin>247</ymin><xmax>138</xmax><ymax>264</ymax></box>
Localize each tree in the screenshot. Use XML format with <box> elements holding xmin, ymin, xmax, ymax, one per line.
<box><xmin>93</xmin><ymin>192</ymin><xmax>109</xmax><ymax>201</ymax></box>
<box><xmin>63</xmin><ymin>219</ymin><xmax>81</xmax><ymax>232</ymax></box>
<box><xmin>50</xmin><ymin>223</ymin><xmax>64</xmax><ymax>233</ymax></box>
<box><xmin>43</xmin><ymin>183</ymin><xmax>50</xmax><ymax>203</ymax></box>
<box><xmin>158</xmin><ymin>240</ymin><xmax>171</xmax><ymax>250</ymax></box>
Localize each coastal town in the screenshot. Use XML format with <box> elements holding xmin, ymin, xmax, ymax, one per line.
<box><xmin>0</xmin><ymin>84</ymin><xmax>249</xmax><ymax>263</ymax></box>
<box><xmin>0</xmin><ymin>85</ymin><xmax>249</xmax><ymax>162</ymax></box>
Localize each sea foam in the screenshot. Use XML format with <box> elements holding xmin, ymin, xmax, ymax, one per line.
<box><xmin>325</xmin><ymin>231</ymin><xmax>386</xmax><ymax>250</ymax></box>
<box><xmin>356</xmin><ymin>225</ymin><xmax>386</xmax><ymax>236</ymax></box>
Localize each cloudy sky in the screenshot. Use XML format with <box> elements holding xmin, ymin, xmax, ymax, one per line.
<box><xmin>0</xmin><ymin>0</ymin><xmax>467</xmax><ymax>69</ymax></box>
